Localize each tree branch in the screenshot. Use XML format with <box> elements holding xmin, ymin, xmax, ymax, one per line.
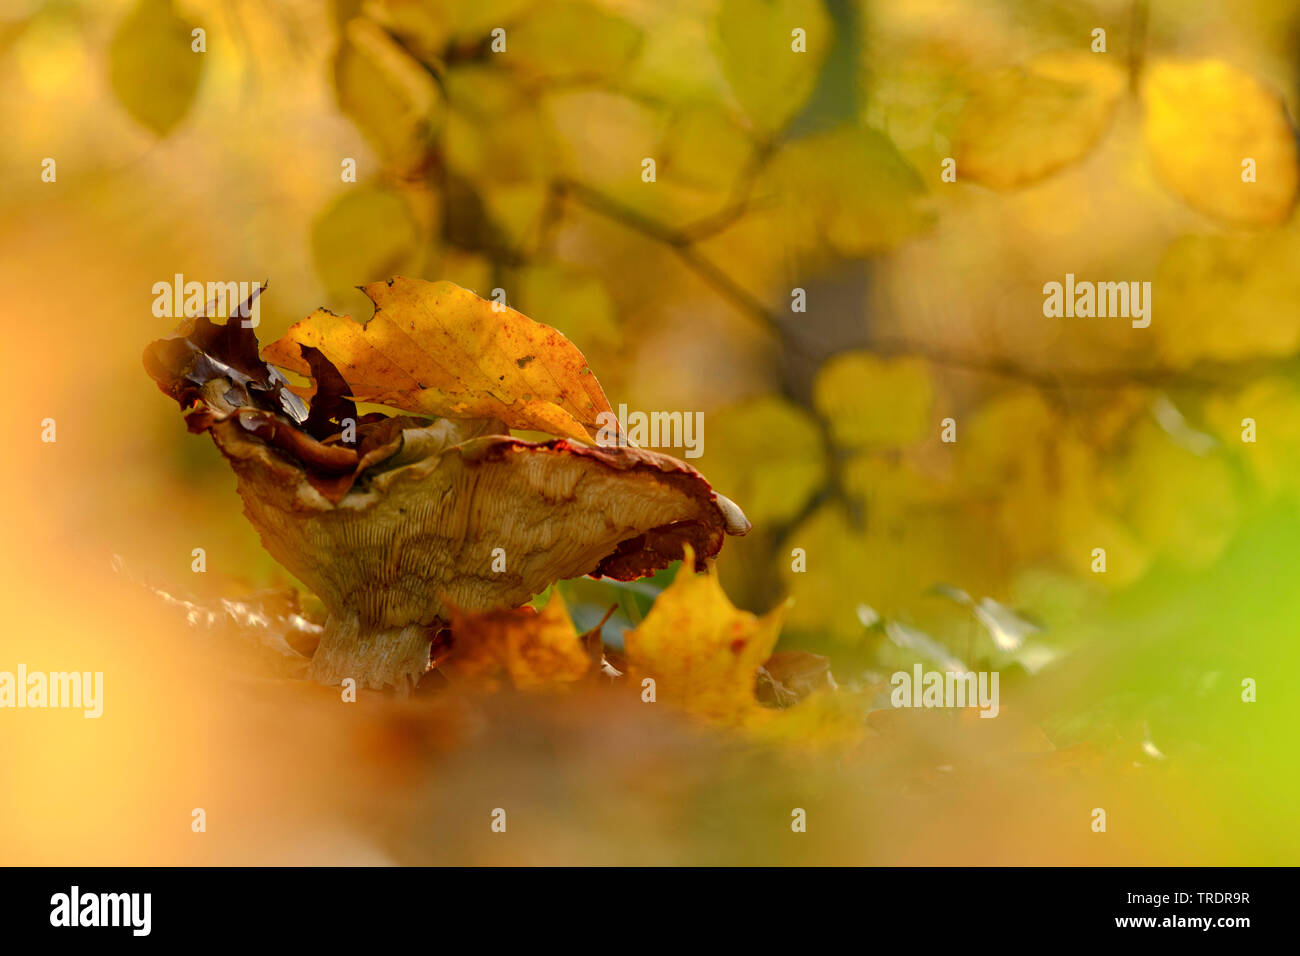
<box><xmin>553</xmin><ymin>178</ymin><xmax>808</xmax><ymax>357</ymax></box>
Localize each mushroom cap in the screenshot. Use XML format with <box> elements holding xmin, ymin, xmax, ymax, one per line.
<box><xmin>211</xmin><ymin>413</ymin><xmax>748</xmax><ymax>628</ymax></box>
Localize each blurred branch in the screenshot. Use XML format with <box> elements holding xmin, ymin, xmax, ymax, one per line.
<box><xmin>870</xmin><ymin>338</ymin><xmax>1298</xmax><ymax>392</ymax></box>
<box><xmin>1127</xmin><ymin>0</ymin><xmax>1150</xmax><ymax>93</ymax></box>
<box><xmin>377</xmin><ymin>12</ymin><xmax>1275</xmax><ymax>404</ymax></box>
<box><xmin>551</xmin><ymin>178</ymin><xmax>1290</xmax><ymax>398</ymax></box>
<box><xmin>552</xmin><ymin>178</ymin><xmax>813</xmax><ymax>364</ymax></box>
<box><xmin>378</xmin><ymin>24</ymin><xmax>448</xmax><ymax>93</ymax></box>
<box><xmin>677</xmin><ymin>198</ymin><xmax>763</xmax><ymax>243</ymax></box>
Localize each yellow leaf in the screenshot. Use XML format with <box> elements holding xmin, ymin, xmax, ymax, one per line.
<box><xmin>442</xmin><ymin>0</ymin><xmax>532</xmax><ymax>40</ymax></box>
<box><xmin>958</xmin><ymin>389</ymin><xmax>1061</xmax><ymax>562</ymax></box>
<box><xmin>544</xmin><ymin>90</ymin><xmax>663</xmax><ymax>192</ymax></box>
<box><xmin>625</xmin><ymin>547</ymin><xmax>786</xmax><ymax>724</ymax></box>
<box><xmin>263</xmin><ymin>278</ymin><xmax>613</xmax><ymax>442</ymax></box>
<box><xmin>360</xmin><ymin>1</ymin><xmax>451</xmax><ymax>53</ymax></box>
<box><xmin>443</xmin><ymin>591</ymin><xmax>590</xmax><ymax>691</ymax></box>
<box><xmin>781</xmin><ymin>500</ymin><xmax>1002</xmax><ymax>640</ymax></box>
<box><xmin>841</xmin><ymin>450</ymin><xmax>953</xmax><ymax>521</ymax></box>
<box><xmin>699</xmin><ymin>395</ymin><xmax>825</xmax><ymax>526</ymax></box>
<box><xmin>654</xmin><ymin>103</ymin><xmax>756</xmax><ymax>220</ymax></box>
<box><xmin>751</xmin><ymin>690</ymin><xmax>867</xmax><ymax>751</ymax></box>
<box><xmin>694</xmin><ymin>205</ymin><xmax>795</xmax><ymax>299</ymax></box>
<box><xmin>1206</xmin><ymin>377</ymin><xmax>1300</xmax><ymax>497</ymax></box>
<box><xmin>780</xmin><ymin>502</ymin><xmax>874</xmax><ymax>642</ymax></box>
<box><xmin>1056</xmin><ymin>498</ymin><xmax>1149</xmax><ymax>588</ymax></box>
<box><xmin>511</xmin><ymin>2</ymin><xmax>641</xmax><ymax>81</ymax></box>
<box><xmin>1119</xmin><ymin>422</ymin><xmax>1238</xmax><ymax>569</ymax></box>
<box><xmin>543</xmin><ymin>87</ymin><xmax>736</xmax><ymax>223</ymax></box>
<box><xmin>1153</xmin><ymin>227</ymin><xmax>1300</xmax><ymax>367</ymax></box>
<box><xmin>480</xmin><ymin>181</ymin><xmax>550</xmax><ymax>253</ymax></box>
<box><xmin>762</xmin><ymin>126</ymin><xmax>931</xmax><ymax>256</ymax></box>
<box><xmin>813</xmin><ymin>352</ymin><xmax>933</xmax><ymax>448</ymax></box>
<box><xmin>620</xmin><ymin>1</ymin><xmax>731</xmax><ymax>104</ymax></box>
<box><xmin>1142</xmin><ymin>59</ymin><xmax>1298</xmax><ymax>226</ymax></box>
<box><xmin>443</xmin><ymin>67</ymin><xmax>552</xmax><ymax>186</ymax></box>
<box><xmin>431</xmin><ymin>251</ymin><xmax>495</xmax><ymax>301</ymax></box>
<box><xmin>955</xmin><ymin>52</ymin><xmax>1124</xmax><ymax>190</ymax></box>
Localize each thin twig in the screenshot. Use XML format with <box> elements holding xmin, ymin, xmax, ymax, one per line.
<box><xmin>554</xmin><ymin>178</ymin><xmax>807</xmax><ymax>356</ymax></box>
<box><xmin>869</xmin><ymin>339</ymin><xmax>1293</xmax><ymax>392</ymax></box>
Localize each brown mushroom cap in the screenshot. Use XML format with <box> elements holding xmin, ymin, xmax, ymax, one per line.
<box><xmin>210</xmin><ymin>413</ymin><xmax>747</xmax><ymax>690</ymax></box>
<box><xmin>213</xmin><ymin>416</ymin><xmax>748</xmax><ymax>628</ymax></box>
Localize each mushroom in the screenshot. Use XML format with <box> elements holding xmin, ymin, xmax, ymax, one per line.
<box><xmin>145</xmin><ymin>284</ymin><xmax>749</xmax><ymax>692</ymax></box>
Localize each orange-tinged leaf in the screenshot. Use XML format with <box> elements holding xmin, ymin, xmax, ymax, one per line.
<box><xmin>1142</xmin><ymin>58</ymin><xmax>1298</xmax><ymax>226</ymax></box>
<box><xmin>625</xmin><ymin>547</ymin><xmax>786</xmax><ymax>725</ymax></box>
<box><xmin>262</xmin><ymin>277</ymin><xmax>613</xmax><ymax>443</ymax></box>
<box><xmin>442</xmin><ymin>591</ymin><xmax>590</xmax><ymax>691</ymax></box>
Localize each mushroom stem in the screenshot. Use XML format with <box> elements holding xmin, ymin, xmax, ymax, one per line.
<box><xmin>306</xmin><ymin>616</ymin><xmax>433</xmax><ymax>692</ymax></box>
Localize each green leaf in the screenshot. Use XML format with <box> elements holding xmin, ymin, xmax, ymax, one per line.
<box><xmin>699</xmin><ymin>395</ymin><xmax>825</xmax><ymax>526</ymax></box>
<box><xmin>715</xmin><ymin>0</ymin><xmax>831</xmax><ymax>135</ymax></box>
<box><xmin>813</xmin><ymin>352</ymin><xmax>933</xmax><ymax>448</ymax></box>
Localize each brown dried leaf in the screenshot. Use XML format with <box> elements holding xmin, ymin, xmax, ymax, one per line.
<box><xmin>145</xmin><ymin>312</ymin><xmax>467</xmax><ymax>502</ymax></box>
<box><xmin>299</xmin><ymin>344</ymin><xmax>359</xmax><ymax>441</ymax></box>
<box><xmin>756</xmin><ymin>650</ymin><xmax>836</xmax><ymax>708</ymax></box>
<box><xmin>143</xmin><ymin>286</ymin><xmax>309</xmax><ymax>425</ymax></box>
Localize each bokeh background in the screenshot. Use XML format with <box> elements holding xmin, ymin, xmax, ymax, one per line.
<box><xmin>2</xmin><ymin>0</ymin><xmax>1298</xmax><ymax>864</ymax></box>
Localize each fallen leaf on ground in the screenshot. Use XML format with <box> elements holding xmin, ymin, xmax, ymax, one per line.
<box><xmin>441</xmin><ymin>591</ymin><xmax>590</xmax><ymax>691</ymax></box>
<box><xmin>625</xmin><ymin>547</ymin><xmax>786</xmax><ymax>725</ymax></box>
